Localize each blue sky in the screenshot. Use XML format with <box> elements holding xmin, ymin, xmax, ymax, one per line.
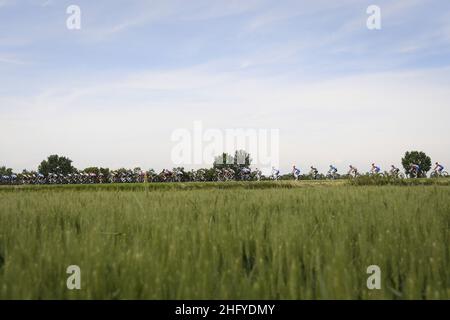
<box><xmin>1</xmin><ymin>0</ymin><xmax>450</xmax><ymax>172</ymax></box>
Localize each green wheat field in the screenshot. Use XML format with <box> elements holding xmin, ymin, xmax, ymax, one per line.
<box><xmin>0</xmin><ymin>181</ymin><xmax>449</xmax><ymax>299</ymax></box>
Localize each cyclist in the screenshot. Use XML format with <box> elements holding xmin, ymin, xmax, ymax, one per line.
<box><xmin>254</xmin><ymin>168</ymin><xmax>262</xmax><ymax>181</ymax></box>
<box><xmin>161</xmin><ymin>169</ymin><xmax>173</xmax><ymax>181</ymax></box>
<box><xmin>271</xmin><ymin>167</ymin><xmax>280</xmax><ymax>180</ymax></box>
<box><xmin>292</xmin><ymin>165</ymin><xmax>301</xmax><ymax>180</ymax></box>
<box><xmin>370</xmin><ymin>163</ymin><xmax>381</xmax><ymax>175</ymax></box>
<box><xmin>328</xmin><ymin>165</ymin><xmax>338</xmax><ymax>177</ymax></box>
<box><xmin>348</xmin><ymin>165</ymin><xmax>358</xmax><ymax>177</ymax></box>
<box><xmin>241</xmin><ymin>167</ymin><xmax>251</xmax><ymax>175</ymax></box>
<box><xmin>225</xmin><ymin>167</ymin><xmax>235</xmax><ymax>180</ymax></box>
<box><xmin>434</xmin><ymin>162</ymin><xmax>444</xmax><ymax>175</ymax></box>
<box><xmin>240</xmin><ymin>167</ymin><xmax>251</xmax><ymax>180</ymax></box>
<box><xmin>409</xmin><ymin>163</ymin><xmax>420</xmax><ymax>177</ymax></box>
<box><xmin>390</xmin><ymin>165</ymin><xmax>400</xmax><ymax>176</ymax></box>
<box><xmin>310</xmin><ymin>166</ymin><xmax>319</xmax><ymax>178</ymax></box>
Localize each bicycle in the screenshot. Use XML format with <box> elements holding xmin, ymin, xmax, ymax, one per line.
<box><xmin>430</xmin><ymin>170</ymin><xmax>449</xmax><ymax>178</ymax></box>
<box><xmin>388</xmin><ymin>170</ymin><xmax>405</xmax><ymax>179</ymax></box>
<box><xmin>326</xmin><ymin>171</ymin><xmax>339</xmax><ymax>180</ymax></box>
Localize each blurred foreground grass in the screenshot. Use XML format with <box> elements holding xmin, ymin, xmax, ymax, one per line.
<box><xmin>0</xmin><ymin>184</ymin><xmax>448</xmax><ymax>299</ymax></box>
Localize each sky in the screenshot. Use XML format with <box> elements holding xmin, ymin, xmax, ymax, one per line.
<box><xmin>1</xmin><ymin>0</ymin><xmax>450</xmax><ymax>173</ymax></box>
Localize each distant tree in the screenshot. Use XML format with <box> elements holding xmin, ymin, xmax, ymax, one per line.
<box><xmin>99</xmin><ymin>167</ymin><xmax>110</xmax><ymax>177</ymax></box>
<box><xmin>83</xmin><ymin>167</ymin><xmax>100</xmax><ymax>175</ymax></box>
<box><xmin>21</xmin><ymin>169</ymin><xmax>37</xmax><ymax>176</ymax></box>
<box><xmin>0</xmin><ymin>166</ymin><xmax>13</xmax><ymax>176</ymax></box>
<box><xmin>213</xmin><ymin>152</ymin><xmax>234</xmax><ymax>169</ymax></box>
<box><xmin>233</xmin><ymin>150</ymin><xmax>252</xmax><ymax>168</ymax></box>
<box><xmin>114</xmin><ymin>168</ymin><xmax>129</xmax><ymax>175</ymax></box>
<box><xmin>213</xmin><ymin>150</ymin><xmax>252</xmax><ymax>169</ymax></box>
<box><xmin>401</xmin><ymin>151</ymin><xmax>431</xmax><ymax>176</ymax></box>
<box><xmin>38</xmin><ymin>155</ymin><xmax>76</xmax><ymax>175</ymax></box>
<box><xmin>204</xmin><ymin>168</ymin><xmax>218</xmax><ymax>181</ymax></box>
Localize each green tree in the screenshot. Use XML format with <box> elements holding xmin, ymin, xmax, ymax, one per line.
<box><xmin>133</xmin><ymin>167</ymin><xmax>142</xmax><ymax>174</ymax></box>
<box><xmin>99</xmin><ymin>167</ymin><xmax>110</xmax><ymax>177</ymax></box>
<box><xmin>114</xmin><ymin>168</ymin><xmax>130</xmax><ymax>175</ymax></box>
<box><xmin>38</xmin><ymin>155</ymin><xmax>76</xmax><ymax>176</ymax></box>
<box><xmin>213</xmin><ymin>152</ymin><xmax>234</xmax><ymax>169</ymax></box>
<box><xmin>0</xmin><ymin>166</ymin><xmax>13</xmax><ymax>176</ymax></box>
<box><xmin>83</xmin><ymin>167</ymin><xmax>100</xmax><ymax>175</ymax></box>
<box><xmin>401</xmin><ymin>151</ymin><xmax>431</xmax><ymax>176</ymax></box>
<box><xmin>204</xmin><ymin>168</ymin><xmax>218</xmax><ymax>181</ymax></box>
<box><xmin>83</xmin><ymin>167</ymin><xmax>110</xmax><ymax>177</ymax></box>
<box><xmin>233</xmin><ymin>150</ymin><xmax>252</xmax><ymax>168</ymax></box>
<box><xmin>213</xmin><ymin>150</ymin><xmax>252</xmax><ymax>170</ymax></box>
